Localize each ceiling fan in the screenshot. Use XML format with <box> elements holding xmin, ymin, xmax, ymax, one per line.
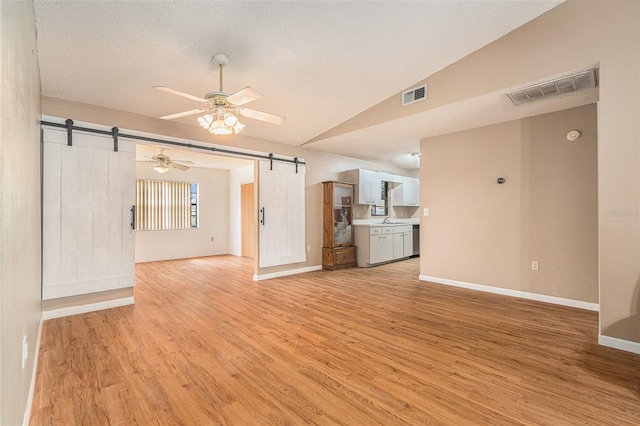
<box><xmin>153</xmin><ymin>53</ymin><xmax>286</xmax><ymax>135</ymax></box>
<box><xmin>141</xmin><ymin>148</ymin><xmax>193</xmax><ymax>173</ymax></box>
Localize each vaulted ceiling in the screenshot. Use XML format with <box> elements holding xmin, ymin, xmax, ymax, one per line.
<box><xmin>35</xmin><ymin>1</ymin><xmax>566</xmax><ymax>169</ymax></box>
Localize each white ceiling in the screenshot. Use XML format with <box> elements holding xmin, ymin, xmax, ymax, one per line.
<box><xmin>34</xmin><ymin>1</ymin><xmax>564</xmax><ymax>170</ymax></box>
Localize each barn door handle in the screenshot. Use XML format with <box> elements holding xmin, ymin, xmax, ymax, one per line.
<box><xmin>130</xmin><ymin>205</ymin><xmax>136</xmax><ymax>230</ymax></box>
<box><xmin>260</xmin><ymin>207</ymin><xmax>265</xmax><ymax>226</ymax></box>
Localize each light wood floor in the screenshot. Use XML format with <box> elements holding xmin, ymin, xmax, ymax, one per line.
<box><xmin>31</xmin><ymin>256</ymin><xmax>640</xmax><ymax>425</ymax></box>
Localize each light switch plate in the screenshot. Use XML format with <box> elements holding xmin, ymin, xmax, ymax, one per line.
<box><xmin>423</xmin><ymin>208</ymin><xmax>429</xmax><ymax>216</ymax></box>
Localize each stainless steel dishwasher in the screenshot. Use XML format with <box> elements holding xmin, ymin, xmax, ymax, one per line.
<box><xmin>412</xmin><ymin>224</ymin><xmax>420</xmax><ymax>256</ymax></box>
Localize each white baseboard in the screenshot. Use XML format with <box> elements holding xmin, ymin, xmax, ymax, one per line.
<box><xmin>41</xmin><ymin>296</ymin><xmax>135</xmax><ymax>320</ymax></box>
<box><xmin>23</xmin><ymin>315</ymin><xmax>43</xmax><ymax>426</ymax></box>
<box><xmin>419</xmin><ymin>275</ymin><xmax>599</xmax><ymax>311</ymax></box>
<box><xmin>253</xmin><ymin>265</ymin><xmax>322</xmax><ymax>281</ymax></box>
<box><xmin>598</xmin><ymin>334</ymin><xmax>640</xmax><ymax>355</ymax></box>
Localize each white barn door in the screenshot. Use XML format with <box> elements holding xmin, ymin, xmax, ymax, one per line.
<box><xmin>258</xmin><ymin>160</ymin><xmax>306</xmax><ymax>268</ymax></box>
<box><xmin>42</xmin><ymin>127</ymin><xmax>135</xmax><ymax>300</ymax></box>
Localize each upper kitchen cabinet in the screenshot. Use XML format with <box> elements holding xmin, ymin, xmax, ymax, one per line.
<box><xmin>392</xmin><ymin>176</ymin><xmax>420</xmax><ymax>207</ymax></box>
<box><xmin>343</xmin><ymin>169</ymin><xmax>383</xmax><ymax>205</ymax></box>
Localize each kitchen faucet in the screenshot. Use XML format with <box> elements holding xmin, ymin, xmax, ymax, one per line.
<box><xmin>383</xmin><ymin>217</ymin><xmax>392</xmax><ymax>224</ymax></box>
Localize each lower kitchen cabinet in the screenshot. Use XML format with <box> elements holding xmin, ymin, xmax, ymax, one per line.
<box><xmin>355</xmin><ymin>224</ymin><xmax>412</xmax><ymax>267</ymax></box>
<box><xmin>369</xmin><ymin>234</ymin><xmax>393</xmax><ymax>264</ymax></box>
<box><xmin>393</xmin><ymin>229</ymin><xmax>413</xmax><ymax>260</ymax></box>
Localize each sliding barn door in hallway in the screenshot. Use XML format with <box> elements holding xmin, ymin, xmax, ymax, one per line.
<box><xmin>258</xmin><ymin>160</ymin><xmax>306</xmax><ymax>268</ymax></box>
<box><xmin>42</xmin><ymin>125</ymin><xmax>135</xmax><ymax>300</ymax></box>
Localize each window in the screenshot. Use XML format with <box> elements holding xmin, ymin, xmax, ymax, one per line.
<box><xmin>371</xmin><ymin>181</ymin><xmax>389</xmax><ymax>216</ymax></box>
<box><xmin>136</xmin><ymin>179</ymin><xmax>198</xmax><ymax>230</ymax></box>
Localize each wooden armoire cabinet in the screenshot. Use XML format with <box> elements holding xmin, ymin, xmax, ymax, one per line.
<box><xmin>322</xmin><ymin>181</ymin><xmax>357</xmax><ymax>270</ymax></box>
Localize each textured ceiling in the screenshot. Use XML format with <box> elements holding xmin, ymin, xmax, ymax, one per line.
<box><xmin>311</xmin><ymin>65</ymin><xmax>600</xmax><ymax>168</ymax></box>
<box><xmin>35</xmin><ymin>1</ymin><xmax>563</xmax><ymax>170</ymax></box>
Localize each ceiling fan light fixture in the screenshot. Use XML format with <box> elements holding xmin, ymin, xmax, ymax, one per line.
<box><xmin>197</xmin><ymin>114</ymin><xmax>214</xmax><ymax>129</ymax></box>
<box><xmin>232</xmin><ymin>120</ymin><xmax>245</xmax><ymax>133</ymax></box>
<box><xmin>156</xmin><ymin>53</ymin><xmax>284</xmax><ymax>134</ymax></box>
<box><xmin>210</xmin><ymin>118</ymin><xmax>234</xmax><ymax>135</ymax></box>
<box><xmin>199</xmin><ymin>111</ymin><xmax>244</xmax><ymax>135</ymax></box>
<box><xmin>153</xmin><ymin>163</ymin><xmax>170</xmax><ymax>173</ymax></box>
<box><xmin>223</xmin><ymin>113</ymin><xmax>238</xmax><ymax>126</ymax></box>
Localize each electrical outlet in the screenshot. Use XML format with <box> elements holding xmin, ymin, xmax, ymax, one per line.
<box><xmin>22</xmin><ymin>335</ymin><xmax>28</xmax><ymax>369</ymax></box>
<box><xmin>531</xmin><ymin>261</ymin><xmax>539</xmax><ymax>271</ymax></box>
<box><xmin>307</xmin><ymin>245</ymin><xmax>311</xmax><ymax>252</ymax></box>
<box><xmin>355</xmin><ymin>212</ymin><xmax>359</xmax><ymax>218</ymax></box>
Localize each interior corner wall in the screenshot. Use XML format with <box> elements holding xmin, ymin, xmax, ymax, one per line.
<box><xmin>135</xmin><ymin>165</ymin><xmax>230</xmax><ymax>263</ymax></box>
<box><xmin>421</xmin><ymin>105</ymin><xmax>598</xmax><ymax>303</ymax></box>
<box><xmin>415</xmin><ymin>1</ymin><xmax>640</xmax><ymax>346</ymax></box>
<box><xmin>229</xmin><ymin>164</ymin><xmax>255</xmax><ymax>257</ymax></box>
<box><xmin>0</xmin><ymin>1</ymin><xmax>42</xmax><ymax>424</ymax></box>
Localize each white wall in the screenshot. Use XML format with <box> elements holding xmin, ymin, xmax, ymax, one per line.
<box><xmin>0</xmin><ymin>1</ymin><xmax>42</xmax><ymax>424</ymax></box>
<box><xmin>228</xmin><ymin>164</ymin><xmax>255</xmax><ymax>256</ymax></box>
<box><xmin>135</xmin><ymin>164</ymin><xmax>230</xmax><ymax>262</ymax></box>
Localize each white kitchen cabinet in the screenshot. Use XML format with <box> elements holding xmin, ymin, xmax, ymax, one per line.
<box><xmin>392</xmin><ymin>176</ymin><xmax>420</xmax><ymax>207</ymax></box>
<box><xmin>343</xmin><ymin>169</ymin><xmax>383</xmax><ymax>205</ymax></box>
<box><xmin>355</xmin><ymin>224</ymin><xmax>412</xmax><ymax>266</ymax></box>
<box><xmin>393</xmin><ymin>233</ymin><xmax>404</xmax><ymax>260</ymax></box>
<box><xmin>370</xmin><ymin>234</ymin><xmax>393</xmax><ymax>264</ymax></box>
<box><xmin>392</xmin><ymin>226</ymin><xmax>413</xmax><ymax>259</ymax></box>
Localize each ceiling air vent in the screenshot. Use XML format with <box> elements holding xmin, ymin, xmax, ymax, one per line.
<box><xmin>506</xmin><ymin>69</ymin><xmax>598</xmax><ymax>106</ymax></box>
<box><xmin>402</xmin><ymin>84</ymin><xmax>427</xmax><ymax>106</ymax></box>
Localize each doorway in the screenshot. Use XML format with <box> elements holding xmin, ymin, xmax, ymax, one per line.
<box><xmin>241</xmin><ymin>183</ymin><xmax>255</xmax><ymax>258</ymax></box>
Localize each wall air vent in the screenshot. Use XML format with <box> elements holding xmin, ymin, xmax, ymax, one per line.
<box><xmin>402</xmin><ymin>84</ymin><xmax>427</xmax><ymax>106</ymax></box>
<box><xmin>506</xmin><ymin>68</ymin><xmax>598</xmax><ymax>106</ymax></box>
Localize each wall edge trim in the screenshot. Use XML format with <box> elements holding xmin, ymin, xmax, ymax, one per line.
<box><xmin>253</xmin><ymin>265</ymin><xmax>322</xmax><ymax>281</ymax></box>
<box><xmin>23</xmin><ymin>315</ymin><xmax>44</xmax><ymax>426</ymax></box>
<box><xmin>41</xmin><ymin>296</ymin><xmax>135</xmax><ymax>320</ymax></box>
<box><xmin>598</xmin><ymin>335</ymin><xmax>640</xmax><ymax>355</ymax></box>
<box><xmin>419</xmin><ymin>275</ymin><xmax>599</xmax><ymax>311</ymax></box>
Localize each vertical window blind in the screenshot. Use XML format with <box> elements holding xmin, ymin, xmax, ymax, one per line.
<box><xmin>136</xmin><ymin>179</ymin><xmax>198</xmax><ymax>230</ymax></box>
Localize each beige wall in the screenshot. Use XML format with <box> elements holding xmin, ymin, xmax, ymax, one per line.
<box><xmin>415</xmin><ymin>2</ymin><xmax>640</xmax><ymax>344</ymax></box>
<box><xmin>135</xmin><ymin>165</ymin><xmax>231</xmax><ymax>263</ymax></box>
<box><xmin>422</xmin><ymin>105</ymin><xmax>598</xmax><ymax>303</ymax></box>
<box><xmin>0</xmin><ymin>1</ymin><xmax>42</xmax><ymax>424</ymax></box>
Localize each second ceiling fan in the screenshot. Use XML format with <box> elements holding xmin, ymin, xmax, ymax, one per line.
<box><xmin>154</xmin><ymin>53</ymin><xmax>285</xmax><ymax>135</ymax></box>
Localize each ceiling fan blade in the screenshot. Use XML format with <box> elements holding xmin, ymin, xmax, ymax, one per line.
<box><xmin>153</xmin><ymin>86</ymin><xmax>207</xmax><ymax>103</ymax></box>
<box><xmin>238</xmin><ymin>107</ymin><xmax>286</xmax><ymax>125</ymax></box>
<box><xmin>226</xmin><ymin>86</ymin><xmax>263</xmax><ymax>106</ymax></box>
<box><xmin>160</xmin><ymin>108</ymin><xmax>207</xmax><ymax>120</ymax></box>
<box><xmin>168</xmin><ymin>161</ymin><xmax>189</xmax><ymax>171</ymax></box>
<box><xmin>171</xmin><ymin>160</ymin><xmax>195</xmax><ymax>164</ymax></box>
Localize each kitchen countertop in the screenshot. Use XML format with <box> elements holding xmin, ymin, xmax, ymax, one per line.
<box><xmin>353</xmin><ymin>218</ymin><xmax>419</xmax><ymax>227</ymax></box>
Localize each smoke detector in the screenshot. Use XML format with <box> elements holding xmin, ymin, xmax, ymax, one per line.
<box><xmin>566</xmin><ymin>130</ymin><xmax>582</xmax><ymax>141</ymax></box>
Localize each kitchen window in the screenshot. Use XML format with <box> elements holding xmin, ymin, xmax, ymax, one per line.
<box><xmin>371</xmin><ymin>181</ymin><xmax>388</xmax><ymax>216</ymax></box>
